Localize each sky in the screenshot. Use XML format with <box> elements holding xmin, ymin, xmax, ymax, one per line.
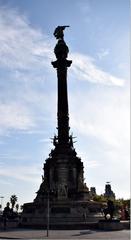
<box><xmin>0</xmin><ymin>0</ymin><xmax>130</xmax><ymax>209</ymax></box>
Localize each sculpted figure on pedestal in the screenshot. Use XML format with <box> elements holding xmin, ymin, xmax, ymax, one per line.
<box><xmin>54</xmin><ymin>25</ymin><xmax>69</xmax><ymax>40</ymax></box>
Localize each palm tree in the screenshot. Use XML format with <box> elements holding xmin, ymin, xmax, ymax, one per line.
<box><xmin>15</xmin><ymin>203</ymin><xmax>19</xmax><ymax>212</ymax></box>
<box><xmin>10</xmin><ymin>195</ymin><xmax>18</xmax><ymax>210</ymax></box>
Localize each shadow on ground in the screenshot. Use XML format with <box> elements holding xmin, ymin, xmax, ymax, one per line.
<box><xmin>72</xmin><ymin>230</ymin><xmax>94</xmax><ymax>236</ymax></box>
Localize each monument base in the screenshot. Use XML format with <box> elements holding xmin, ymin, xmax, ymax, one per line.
<box><xmin>21</xmin><ymin>200</ymin><xmax>103</xmax><ymax>228</ymax></box>
<box><xmin>98</xmin><ymin>219</ymin><xmax>124</xmax><ymax>231</ymax></box>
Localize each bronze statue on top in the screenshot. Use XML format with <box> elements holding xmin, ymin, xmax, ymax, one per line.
<box><xmin>54</xmin><ymin>25</ymin><xmax>69</xmax><ymax>40</ymax></box>
<box><xmin>52</xmin><ymin>26</ymin><xmax>71</xmax><ymax>64</ymax></box>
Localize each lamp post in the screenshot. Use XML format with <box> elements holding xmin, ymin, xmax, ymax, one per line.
<box><xmin>47</xmin><ymin>191</ymin><xmax>50</xmax><ymax>237</ymax></box>
<box><xmin>46</xmin><ymin>189</ymin><xmax>54</xmax><ymax>237</ymax></box>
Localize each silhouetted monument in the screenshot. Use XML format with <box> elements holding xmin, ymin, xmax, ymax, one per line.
<box><xmin>90</xmin><ymin>187</ymin><xmax>96</xmax><ymax>198</ymax></box>
<box><xmin>104</xmin><ymin>182</ymin><xmax>115</xmax><ymax>200</ymax></box>
<box><xmin>21</xmin><ymin>27</ymin><xmax>103</xmax><ymax>227</ymax></box>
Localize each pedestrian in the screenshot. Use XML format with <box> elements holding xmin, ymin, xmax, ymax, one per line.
<box><xmin>2</xmin><ymin>202</ymin><xmax>10</xmax><ymax>230</ymax></box>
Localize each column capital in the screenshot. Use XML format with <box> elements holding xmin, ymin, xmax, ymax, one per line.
<box><xmin>51</xmin><ymin>59</ymin><xmax>72</xmax><ymax>69</ymax></box>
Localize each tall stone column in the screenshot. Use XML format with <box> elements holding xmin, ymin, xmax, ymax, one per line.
<box><xmin>51</xmin><ymin>27</ymin><xmax>72</xmax><ymax>145</ymax></box>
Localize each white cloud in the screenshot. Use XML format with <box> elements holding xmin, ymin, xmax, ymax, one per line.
<box><xmin>0</xmin><ymin>179</ymin><xmax>13</xmax><ymax>186</ymax></box>
<box><xmin>69</xmin><ymin>86</ymin><xmax>130</xmax><ymax>198</ymax></box>
<box><xmin>0</xmin><ymin>153</ymin><xmax>31</xmax><ymax>160</ymax></box>
<box><xmin>0</xmin><ymin>6</ymin><xmax>125</xmax><ymax>88</ymax></box>
<box><xmin>0</xmin><ymin>163</ymin><xmax>41</xmax><ymax>183</ymax></box>
<box><xmin>71</xmin><ymin>53</ymin><xmax>124</xmax><ymax>86</ymax></box>
<box><xmin>0</xmin><ymin>6</ymin><xmax>129</xmax><ymax>157</ymax></box>
<box><xmin>39</xmin><ymin>138</ymin><xmax>51</xmax><ymax>143</ymax></box>
<box><xmin>0</xmin><ymin>6</ymin><xmax>53</xmax><ymax>71</ymax></box>
<box><xmin>70</xmin><ymin>88</ymin><xmax>129</xmax><ymax>149</ymax></box>
<box><xmin>77</xmin><ymin>0</ymin><xmax>91</xmax><ymax>14</ymax></box>
<box><xmin>0</xmin><ymin>6</ymin><xmax>56</xmax><ymax>136</ymax></box>
<box><xmin>76</xmin><ymin>151</ymin><xmax>102</xmax><ymax>168</ymax></box>
<box><xmin>97</xmin><ymin>48</ymin><xmax>110</xmax><ymax>60</ymax></box>
<box><xmin>0</xmin><ymin>102</ymin><xmax>35</xmax><ymax>135</ymax></box>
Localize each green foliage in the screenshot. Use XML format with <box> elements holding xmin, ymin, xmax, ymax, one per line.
<box><xmin>15</xmin><ymin>203</ymin><xmax>19</xmax><ymax>212</ymax></box>
<box><xmin>10</xmin><ymin>194</ymin><xmax>18</xmax><ymax>210</ymax></box>
<box><xmin>92</xmin><ymin>195</ymin><xmax>130</xmax><ymax>209</ymax></box>
<box><xmin>93</xmin><ymin>194</ymin><xmax>107</xmax><ymax>202</ymax></box>
<box><xmin>114</xmin><ymin>198</ymin><xmax>130</xmax><ymax>208</ymax></box>
<box><xmin>123</xmin><ymin>199</ymin><xmax>130</xmax><ymax>208</ymax></box>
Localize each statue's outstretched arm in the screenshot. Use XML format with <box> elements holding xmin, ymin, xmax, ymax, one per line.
<box><xmin>53</xmin><ymin>25</ymin><xmax>70</xmax><ymax>40</ymax></box>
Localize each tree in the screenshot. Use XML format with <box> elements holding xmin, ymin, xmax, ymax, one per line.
<box><xmin>93</xmin><ymin>194</ymin><xmax>107</xmax><ymax>202</ymax></box>
<box><xmin>20</xmin><ymin>205</ymin><xmax>24</xmax><ymax>212</ymax></box>
<box><xmin>15</xmin><ymin>203</ymin><xmax>19</xmax><ymax>212</ymax></box>
<box><xmin>10</xmin><ymin>195</ymin><xmax>18</xmax><ymax>210</ymax></box>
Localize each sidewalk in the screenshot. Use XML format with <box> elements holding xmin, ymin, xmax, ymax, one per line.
<box><xmin>0</xmin><ymin>228</ymin><xmax>130</xmax><ymax>239</ymax></box>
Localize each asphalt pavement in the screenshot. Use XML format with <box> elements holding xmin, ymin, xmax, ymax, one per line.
<box><xmin>0</xmin><ymin>228</ymin><xmax>130</xmax><ymax>239</ymax></box>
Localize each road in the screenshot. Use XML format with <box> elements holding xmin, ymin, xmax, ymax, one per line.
<box><xmin>0</xmin><ymin>229</ymin><xmax>130</xmax><ymax>239</ymax></box>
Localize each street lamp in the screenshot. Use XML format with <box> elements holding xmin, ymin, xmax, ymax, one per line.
<box><xmin>47</xmin><ymin>191</ymin><xmax>49</xmax><ymax>237</ymax></box>
<box><xmin>46</xmin><ymin>189</ymin><xmax>54</xmax><ymax>237</ymax></box>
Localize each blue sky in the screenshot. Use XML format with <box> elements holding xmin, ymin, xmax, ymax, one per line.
<box><xmin>0</xmin><ymin>0</ymin><xmax>130</xmax><ymax>208</ymax></box>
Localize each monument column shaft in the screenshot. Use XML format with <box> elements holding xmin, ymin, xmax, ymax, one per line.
<box><xmin>57</xmin><ymin>67</ymin><xmax>69</xmax><ymax>144</ymax></box>
<box><xmin>51</xmin><ymin>27</ymin><xmax>72</xmax><ymax>144</ymax></box>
